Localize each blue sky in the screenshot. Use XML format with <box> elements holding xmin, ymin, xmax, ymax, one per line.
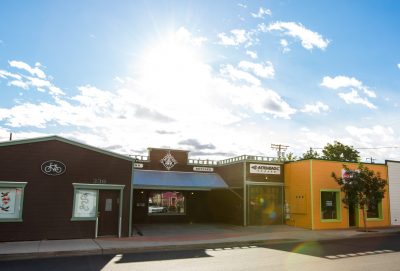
<box><xmin>0</xmin><ymin>0</ymin><xmax>399</xmax><ymax>162</ymax></box>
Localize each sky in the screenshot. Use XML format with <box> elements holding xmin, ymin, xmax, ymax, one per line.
<box><xmin>0</xmin><ymin>0</ymin><xmax>400</xmax><ymax>162</ymax></box>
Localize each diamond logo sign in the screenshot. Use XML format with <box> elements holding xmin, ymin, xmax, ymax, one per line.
<box><xmin>160</xmin><ymin>151</ymin><xmax>178</xmax><ymax>170</ymax></box>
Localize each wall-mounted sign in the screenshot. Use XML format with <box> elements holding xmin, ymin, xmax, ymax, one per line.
<box><xmin>341</xmin><ymin>169</ymin><xmax>359</xmax><ymax>180</ymax></box>
<box><xmin>0</xmin><ymin>189</ymin><xmax>16</xmax><ymax>214</ymax></box>
<box><xmin>250</xmin><ymin>164</ymin><xmax>281</xmax><ymax>175</ymax></box>
<box><xmin>41</xmin><ymin>160</ymin><xmax>66</xmax><ymax>176</ymax></box>
<box><xmin>160</xmin><ymin>151</ymin><xmax>178</xmax><ymax>170</ymax></box>
<box><xmin>134</xmin><ymin>163</ymin><xmax>144</xmax><ymax>168</ymax></box>
<box><xmin>193</xmin><ymin>166</ymin><xmax>214</xmax><ymax>172</ymax></box>
<box><xmin>93</xmin><ymin>178</ymin><xmax>107</xmax><ymax>184</ymax></box>
<box><xmin>74</xmin><ymin>189</ymin><xmax>97</xmax><ymax>218</ymax></box>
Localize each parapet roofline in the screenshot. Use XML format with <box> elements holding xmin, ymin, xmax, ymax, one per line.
<box><xmin>0</xmin><ymin>135</ymin><xmax>133</xmax><ymax>162</ymax></box>
<box><xmin>147</xmin><ymin>147</ymin><xmax>190</xmax><ymax>153</ymax></box>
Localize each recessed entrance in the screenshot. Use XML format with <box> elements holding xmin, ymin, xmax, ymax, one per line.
<box><xmin>248</xmin><ymin>185</ymin><xmax>283</xmax><ymax>225</ymax></box>
<box><xmin>98</xmin><ymin>190</ymin><xmax>119</xmax><ymax>236</ymax></box>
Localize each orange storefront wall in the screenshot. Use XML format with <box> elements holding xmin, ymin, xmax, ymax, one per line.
<box><xmin>285</xmin><ymin>160</ymin><xmax>390</xmax><ymax>230</ymax></box>
<box><xmin>284</xmin><ymin>160</ymin><xmax>312</xmax><ymax>229</ymax></box>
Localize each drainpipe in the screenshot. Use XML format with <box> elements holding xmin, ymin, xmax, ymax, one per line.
<box><xmin>243</xmin><ymin>161</ymin><xmax>247</xmax><ymax>226</ymax></box>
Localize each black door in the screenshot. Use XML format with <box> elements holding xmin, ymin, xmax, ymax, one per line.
<box><xmin>349</xmin><ymin>203</ymin><xmax>357</xmax><ymax>227</ymax></box>
<box><xmin>98</xmin><ymin>190</ymin><xmax>119</xmax><ymax>236</ymax></box>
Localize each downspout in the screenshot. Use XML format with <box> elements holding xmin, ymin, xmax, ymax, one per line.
<box><xmin>310</xmin><ymin>160</ymin><xmax>314</xmax><ymax>230</ymax></box>
<box><xmin>243</xmin><ymin>161</ymin><xmax>247</xmax><ymax>226</ymax></box>
<box><xmin>129</xmin><ymin>163</ymin><xmax>134</xmax><ymax>237</ymax></box>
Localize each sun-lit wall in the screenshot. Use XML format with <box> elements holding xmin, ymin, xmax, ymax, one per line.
<box><xmin>311</xmin><ymin>160</ymin><xmax>389</xmax><ymax>229</ymax></box>
<box><xmin>285</xmin><ymin>160</ymin><xmax>390</xmax><ymax>230</ymax></box>
<box><xmin>284</xmin><ymin>160</ymin><xmax>312</xmax><ymax>229</ymax></box>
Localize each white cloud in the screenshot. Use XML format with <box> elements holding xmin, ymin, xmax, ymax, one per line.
<box><xmin>238</xmin><ymin>60</ymin><xmax>275</xmax><ymax>79</ymax></box>
<box><xmin>251</xmin><ymin>7</ymin><xmax>272</xmax><ymax>18</ymax></box>
<box><xmin>300</xmin><ymin>101</ymin><xmax>329</xmax><ymax>114</ymax></box>
<box><xmin>397</xmin><ymin>63</ymin><xmax>400</xmax><ymax>69</ymax></box>
<box><xmin>8</xmin><ymin>80</ymin><xmax>29</xmax><ymax>90</ymax></box>
<box><xmin>230</xmin><ymin>86</ymin><xmax>297</xmax><ymax>119</ymax></box>
<box><xmin>220</xmin><ymin>64</ymin><xmax>261</xmax><ymax>85</ymax></box>
<box><xmin>344</xmin><ymin>125</ymin><xmax>400</xmax><ymax>161</ymax></box>
<box><xmin>321</xmin><ymin>75</ymin><xmax>362</xmax><ymax>90</ymax></box>
<box><xmin>0</xmin><ymin>70</ymin><xmax>22</xmax><ymax>80</ymax></box>
<box><xmin>218</xmin><ymin>29</ymin><xmax>250</xmax><ymax>46</ymax></box>
<box><xmin>175</xmin><ymin>27</ymin><xmax>207</xmax><ymax>47</ymax></box>
<box><xmin>0</xmin><ymin>61</ymin><xmax>65</xmax><ymax>96</ymax></box>
<box><xmin>280</xmin><ymin>39</ymin><xmax>290</xmax><ymax>53</ymax></box>
<box><xmin>238</xmin><ymin>3</ymin><xmax>247</xmax><ymax>8</ymax></box>
<box><xmin>346</xmin><ymin>125</ymin><xmax>395</xmax><ymax>145</ymax></box>
<box><xmin>267</xmin><ymin>21</ymin><xmax>329</xmax><ymax>50</ymax></box>
<box><xmin>246</xmin><ymin>50</ymin><xmax>258</xmax><ymax>59</ymax></box>
<box><xmin>9</xmin><ymin>60</ymin><xmax>46</xmax><ymax>79</ymax></box>
<box><xmin>338</xmin><ymin>89</ymin><xmax>377</xmax><ymax>109</ymax></box>
<box><xmin>0</xmin><ymin>28</ymin><xmax>298</xmax><ymax>159</ymax></box>
<box><xmin>321</xmin><ymin>75</ymin><xmax>377</xmax><ymax>101</ymax></box>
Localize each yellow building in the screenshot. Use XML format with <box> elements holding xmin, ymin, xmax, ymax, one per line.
<box><xmin>284</xmin><ymin>159</ymin><xmax>389</xmax><ymax>230</ymax></box>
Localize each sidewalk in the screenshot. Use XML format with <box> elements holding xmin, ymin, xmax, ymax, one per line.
<box><xmin>1</xmin><ymin>224</ymin><xmax>399</xmax><ymax>261</ymax></box>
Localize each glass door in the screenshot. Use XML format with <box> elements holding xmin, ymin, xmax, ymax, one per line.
<box><xmin>248</xmin><ymin>186</ymin><xmax>283</xmax><ymax>225</ymax></box>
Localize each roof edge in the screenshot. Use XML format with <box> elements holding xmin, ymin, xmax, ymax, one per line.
<box><xmin>0</xmin><ymin>135</ymin><xmax>133</xmax><ymax>162</ymax></box>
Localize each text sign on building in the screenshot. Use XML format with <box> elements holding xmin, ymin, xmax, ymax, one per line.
<box><xmin>249</xmin><ymin>164</ymin><xmax>281</xmax><ymax>175</ymax></box>
<box><xmin>41</xmin><ymin>160</ymin><xmax>67</xmax><ymax>176</ymax></box>
<box><xmin>193</xmin><ymin>166</ymin><xmax>214</xmax><ymax>172</ymax></box>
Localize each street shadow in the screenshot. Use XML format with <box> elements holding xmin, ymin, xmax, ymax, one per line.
<box><xmin>0</xmin><ymin>249</ymin><xmax>212</xmax><ymax>271</ymax></box>
<box><xmin>116</xmin><ymin>249</ymin><xmax>211</xmax><ymax>263</ymax></box>
<box><xmin>0</xmin><ymin>255</ymin><xmax>115</xmax><ymax>271</ymax></box>
<box><xmin>259</xmin><ymin>235</ymin><xmax>400</xmax><ymax>259</ymax></box>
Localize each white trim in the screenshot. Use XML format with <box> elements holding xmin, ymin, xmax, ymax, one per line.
<box><xmin>0</xmin><ymin>135</ymin><xmax>133</xmax><ymax>162</ymax></box>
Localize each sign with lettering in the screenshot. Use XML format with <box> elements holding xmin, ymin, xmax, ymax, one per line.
<box><xmin>41</xmin><ymin>160</ymin><xmax>66</xmax><ymax>176</ymax></box>
<box><xmin>93</xmin><ymin>178</ymin><xmax>107</xmax><ymax>184</ymax></box>
<box><xmin>193</xmin><ymin>166</ymin><xmax>214</xmax><ymax>172</ymax></box>
<box><xmin>249</xmin><ymin>164</ymin><xmax>281</xmax><ymax>175</ymax></box>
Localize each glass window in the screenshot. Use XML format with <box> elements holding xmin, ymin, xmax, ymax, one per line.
<box><xmin>0</xmin><ymin>182</ymin><xmax>27</xmax><ymax>222</ymax></box>
<box><xmin>321</xmin><ymin>191</ymin><xmax>339</xmax><ymax>220</ymax></box>
<box><xmin>148</xmin><ymin>191</ymin><xmax>185</xmax><ymax>215</ymax></box>
<box><xmin>72</xmin><ymin>189</ymin><xmax>98</xmax><ymax>219</ymax></box>
<box><xmin>367</xmin><ymin>201</ymin><xmax>381</xmax><ymax>219</ymax></box>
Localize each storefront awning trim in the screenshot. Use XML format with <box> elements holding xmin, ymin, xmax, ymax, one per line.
<box><xmin>132</xmin><ymin>169</ymin><xmax>229</xmax><ymax>191</ymax></box>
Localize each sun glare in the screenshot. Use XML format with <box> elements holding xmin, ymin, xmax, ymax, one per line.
<box><xmin>138</xmin><ymin>32</ymin><xmax>209</xmax><ymax>95</ymax></box>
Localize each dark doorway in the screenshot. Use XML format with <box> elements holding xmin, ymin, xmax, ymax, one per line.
<box><xmin>349</xmin><ymin>203</ymin><xmax>357</xmax><ymax>227</ymax></box>
<box><xmin>98</xmin><ymin>190</ymin><xmax>120</xmax><ymax>236</ymax></box>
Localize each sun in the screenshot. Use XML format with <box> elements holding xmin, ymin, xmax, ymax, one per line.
<box><xmin>137</xmin><ymin>29</ymin><xmax>210</xmax><ymax>97</ymax></box>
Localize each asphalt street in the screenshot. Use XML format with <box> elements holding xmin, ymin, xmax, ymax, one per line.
<box><xmin>3</xmin><ymin>234</ymin><xmax>400</xmax><ymax>271</ymax></box>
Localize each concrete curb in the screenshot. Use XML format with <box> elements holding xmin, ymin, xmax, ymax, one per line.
<box><xmin>0</xmin><ymin>230</ymin><xmax>398</xmax><ymax>262</ymax></box>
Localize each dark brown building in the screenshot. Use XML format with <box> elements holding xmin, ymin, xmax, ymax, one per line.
<box><xmin>0</xmin><ymin>136</ymin><xmax>284</xmax><ymax>242</ymax></box>
<box><xmin>0</xmin><ymin>136</ymin><xmax>132</xmax><ymax>241</ymax></box>
<box><xmin>131</xmin><ymin>149</ymin><xmax>284</xmax><ymax>227</ymax></box>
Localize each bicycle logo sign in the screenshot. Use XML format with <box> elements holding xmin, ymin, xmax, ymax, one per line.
<box><xmin>41</xmin><ymin>160</ymin><xmax>66</xmax><ymax>176</ymax></box>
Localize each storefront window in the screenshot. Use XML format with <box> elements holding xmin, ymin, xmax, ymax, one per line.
<box><xmin>148</xmin><ymin>191</ymin><xmax>185</xmax><ymax>215</ymax></box>
<box><xmin>0</xmin><ymin>182</ymin><xmax>27</xmax><ymax>222</ymax></box>
<box><xmin>321</xmin><ymin>191</ymin><xmax>340</xmax><ymax>220</ymax></box>
<box><xmin>367</xmin><ymin>201</ymin><xmax>381</xmax><ymax>219</ymax></box>
<box><xmin>72</xmin><ymin>189</ymin><xmax>98</xmax><ymax>220</ymax></box>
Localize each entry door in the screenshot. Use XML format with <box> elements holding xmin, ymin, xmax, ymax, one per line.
<box><xmin>248</xmin><ymin>186</ymin><xmax>283</xmax><ymax>225</ymax></box>
<box><xmin>349</xmin><ymin>203</ymin><xmax>357</xmax><ymax>227</ymax></box>
<box><xmin>98</xmin><ymin>190</ymin><xmax>120</xmax><ymax>236</ymax></box>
